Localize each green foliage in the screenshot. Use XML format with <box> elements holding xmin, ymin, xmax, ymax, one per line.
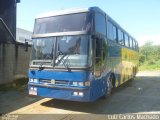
<box><xmin>147</xmin><ymin>59</ymin><xmax>156</xmax><ymax>65</ymax></box>
<box><xmin>139</xmin><ymin>60</ymin><xmax>160</xmax><ymax>71</ymax></box>
<box><xmin>139</xmin><ymin>41</ymin><xmax>160</xmax><ymax>70</ymax></box>
<box><xmin>139</xmin><ymin>55</ymin><xmax>145</xmax><ymax>65</ymax></box>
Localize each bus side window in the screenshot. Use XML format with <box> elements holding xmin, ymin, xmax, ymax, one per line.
<box><xmin>95</xmin><ymin>13</ymin><xmax>106</xmax><ymax>36</ymax></box>
<box><xmin>107</xmin><ymin>21</ymin><xmax>117</xmax><ymax>42</ymax></box>
<box><xmin>124</xmin><ymin>34</ymin><xmax>129</xmax><ymax>47</ymax></box>
<box><xmin>107</xmin><ymin>21</ymin><xmax>113</xmax><ymax>40</ymax></box>
<box><xmin>118</xmin><ymin>29</ymin><xmax>124</xmax><ymax>45</ymax></box>
<box><xmin>135</xmin><ymin>41</ymin><xmax>137</xmax><ymax>50</ymax></box>
<box><xmin>137</xmin><ymin>42</ymin><xmax>139</xmax><ymax>51</ymax></box>
<box><xmin>134</xmin><ymin>40</ymin><xmax>137</xmax><ymax>50</ymax></box>
<box><xmin>132</xmin><ymin>39</ymin><xmax>135</xmax><ymax>49</ymax></box>
<box><xmin>113</xmin><ymin>25</ymin><xmax>117</xmax><ymax>42</ymax></box>
<box><xmin>129</xmin><ymin>38</ymin><xmax>133</xmax><ymax>48</ymax></box>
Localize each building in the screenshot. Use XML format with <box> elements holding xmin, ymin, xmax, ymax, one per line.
<box><xmin>16</xmin><ymin>28</ymin><xmax>32</xmax><ymax>45</ymax></box>
<box><xmin>0</xmin><ymin>0</ymin><xmax>32</xmax><ymax>84</ymax></box>
<box><xmin>0</xmin><ymin>0</ymin><xmax>19</xmax><ymax>43</ymax></box>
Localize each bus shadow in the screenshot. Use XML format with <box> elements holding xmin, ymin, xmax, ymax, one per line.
<box><xmin>41</xmin><ymin>75</ymin><xmax>160</xmax><ymax>114</ymax></box>
<box><xmin>0</xmin><ymin>89</ymin><xmax>42</xmax><ymax>114</ymax></box>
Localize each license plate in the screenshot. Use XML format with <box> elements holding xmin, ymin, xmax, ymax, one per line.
<box><xmin>29</xmin><ymin>90</ymin><xmax>37</xmax><ymax>95</ymax></box>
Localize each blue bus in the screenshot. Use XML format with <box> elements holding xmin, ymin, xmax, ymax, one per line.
<box><xmin>28</xmin><ymin>7</ymin><xmax>139</xmax><ymax>102</ymax></box>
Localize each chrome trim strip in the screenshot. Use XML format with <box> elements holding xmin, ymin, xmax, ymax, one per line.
<box><xmin>29</xmin><ymin>83</ymin><xmax>89</xmax><ymax>91</ymax></box>
<box><xmin>32</xmin><ymin>31</ymin><xmax>88</xmax><ymax>38</ymax></box>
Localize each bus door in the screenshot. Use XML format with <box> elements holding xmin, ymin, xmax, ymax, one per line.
<box><xmin>94</xmin><ymin>38</ymin><xmax>103</xmax><ymax>77</ymax></box>
<box><xmin>94</xmin><ymin>12</ymin><xmax>107</xmax><ymax>78</ymax></box>
<box><xmin>94</xmin><ymin>37</ymin><xmax>107</xmax><ymax>78</ymax></box>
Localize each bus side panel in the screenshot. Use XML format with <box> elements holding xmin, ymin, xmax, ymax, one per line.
<box><xmin>108</xmin><ymin>41</ymin><xmax>122</xmax><ymax>87</ymax></box>
<box><xmin>108</xmin><ymin>41</ymin><xmax>139</xmax><ymax>87</ymax></box>
<box><xmin>89</xmin><ymin>75</ymin><xmax>108</xmax><ymax>101</ymax></box>
<box><xmin>121</xmin><ymin>47</ymin><xmax>130</xmax><ymax>84</ymax></box>
<box><xmin>119</xmin><ymin>47</ymin><xmax>139</xmax><ymax>85</ymax></box>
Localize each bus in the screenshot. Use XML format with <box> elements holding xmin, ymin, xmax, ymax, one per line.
<box><xmin>28</xmin><ymin>7</ymin><xmax>139</xmax><ymax>102</ymax></box>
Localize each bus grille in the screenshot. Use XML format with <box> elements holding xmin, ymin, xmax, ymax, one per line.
<box><xmin>39</xmin><ymin>79</ymin><xmax>69</xmax><ymax>86</ymax></box>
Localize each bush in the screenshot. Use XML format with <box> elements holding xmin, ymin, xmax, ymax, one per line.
<box><xmin>139</xmin><ymin>55</ymin><xmax>145</xmax><ymax>65</ymax></box>
<box><xmin>147</xmin><ymin>59</ymin><xmax>156</xmax><ymax>65</ymax></box>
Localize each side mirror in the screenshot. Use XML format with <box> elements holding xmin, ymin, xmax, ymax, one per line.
<box><xmin>91</xmin><ymin>33</ymin><xmax>102</xmax><ymax>40</ymax></box>
<box><xmin>25</xmin><ymin>39</ymin><xmax>29</xmax><ymax>52</ymax></box>
<box><xmin>91</xmin><ymin>34</ymin><xmax>96</xmax><ymax>39</ymax></box>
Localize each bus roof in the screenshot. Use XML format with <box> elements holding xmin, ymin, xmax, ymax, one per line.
<box><xmin>36</xmin><ymin>7</ymin><xmax>90</xmax><ymax>19</ymax></box>
<box><xmin>36</xmin><ymin>6</ymin><xmax>106</xmax><ymax>19</ymax></box>
<box><xmin>35</xmin><ymin>6</ymin><xmax>137</xmax><ymax>43</ymax></box>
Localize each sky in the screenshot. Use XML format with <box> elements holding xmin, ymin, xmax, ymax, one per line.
<box><xmin>17</xmin><ymin>0</ymin><xmax>160</xmax><ymax>46</ymax></box>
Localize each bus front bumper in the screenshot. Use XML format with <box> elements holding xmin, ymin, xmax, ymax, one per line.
<box><xmin>28</xmin><ymin>83</ymin><xmax>91</xmax><ymax>102</ymax></box>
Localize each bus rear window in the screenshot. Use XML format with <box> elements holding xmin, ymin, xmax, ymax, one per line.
<box><xmin>34</xmin><ymin>13</ymin><xmax>91</xmax><ymax>34</ymax></box>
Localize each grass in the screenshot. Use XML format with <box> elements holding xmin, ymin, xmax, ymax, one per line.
<box><xmin>0</xmin><ymin>78</ymin><xmax>28</xmax><ymax>92</ymax></box>
<box><xmin>139</xmin><ymin>60</ymin><xmax>160</xmax><ymax>71</ymax></box>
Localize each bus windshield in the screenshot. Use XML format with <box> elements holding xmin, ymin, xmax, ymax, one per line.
<box><xmin>31</xmin><ymin>35</ymin><xmax>90</xmax><ymax>68</ymax></box>
<box><xmin>34</xmin><ymin>13</ymin><xmax>91</xmax><ymax>34</ymax></box>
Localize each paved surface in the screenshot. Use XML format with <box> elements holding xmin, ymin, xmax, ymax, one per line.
<box><xmin>0</xmin><ymin>71</ymin><xmax>160</xmax><ymax>119</ymax></box>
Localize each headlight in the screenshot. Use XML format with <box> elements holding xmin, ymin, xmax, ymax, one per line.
<box><xmin>30</xmin><ymin>78</ymin><xmax>34</xmax><ymax>82</ymax></box>
<box><xmin>72</xmin><ymin>82</ymin><xmax>78</xmax><ymax>86</ymax></box>
<box><xmin>30</xmin><ymin>87</ymin><xmax>34</xmax><ymax>90</ymax></box>
<box><xmin>33</xmin><ymin>87</ymin><xmax>37</xmax><ymax>91</ymax></box>
<box><xmin>73</xmin><ymin>92</ymin><xmax>78</xmax><ymax>96</ymax></box>
<box><xmin>78</xmin><ymin>92</ymin><xmax>84</xmax><ymax>96</ymax></box>
<box><xmin>78</xmin><ymin>82</ymin><xmax>84</xmax><ymax>86</ymax></box>
<box><xmin>72</xmin><ymin>92</ymin><xmax>84</xmax><ymax>97</ymax></box>
<box><xmin>85</xmin><ymin>81</ymin><xmax>90</xmax><ymax>86</ymax></box>
<box><xmin>29</xmin><ymin>78</ymin><xmax>38</xmax><ymax>83</ymax></box>
<box><xmin>72</xmin><ymin>81</ymin><xmax>90</xmax><ymax>87</ymax></box>
<box><xmin>33</xmin><ymin>79</ymin><xmax>38</xmax><ymax>83</ymax></box>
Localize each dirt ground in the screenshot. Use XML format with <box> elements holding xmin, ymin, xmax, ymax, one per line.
<box><xmin>1</xmin><ymin>71</ymin><xmax>160</xmax><ymax>119</ymax></box>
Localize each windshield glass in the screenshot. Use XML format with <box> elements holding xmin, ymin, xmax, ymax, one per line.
<box><xmin>34</xmin><ymin>13</ymin><xmax>91</xmax><ymax>34</ymax></box>
<box><xmin>55</xmin><ymin>35</ymin><xmax>89</xmax><ymax>67</ymax></box>
<box><xmin>31</xmin><ymin>37</ymin><xmax>55</xmax><ymax>66</ymax></box>
<box><xmin>31</xmin><ymin>35</ymin><xmax>90</xmax><ymax>67</ymax></box>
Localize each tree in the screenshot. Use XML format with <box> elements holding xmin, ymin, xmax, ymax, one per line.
<box><xmin>139</xmin><ymin>41</ymin><xmax>160</xmax><ymax>66</ymax></box>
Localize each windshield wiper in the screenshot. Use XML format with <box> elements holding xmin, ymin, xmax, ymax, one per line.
<box><xmin>61</xmin><ymin>55</ymin><xmax>71</xmax><ymax>71</ymax></box>
<box><xmin>38</xmin><ymin>44</ymin><xmax>54</xmax><ymax>70</ymax></box>
<box><xmin>39</xmin><ymin>54</ymin><xmax>52</xmax><ymax>70</ymax></box>
<box><xmin>55</xmin><ymin>51</ymin><xmax>63</xmax><ymax>59</ymax></box>
<box><xmin>55</xmin><ymin>51</ymin><xmax>71</xmax><ymax>71</ymax></box>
